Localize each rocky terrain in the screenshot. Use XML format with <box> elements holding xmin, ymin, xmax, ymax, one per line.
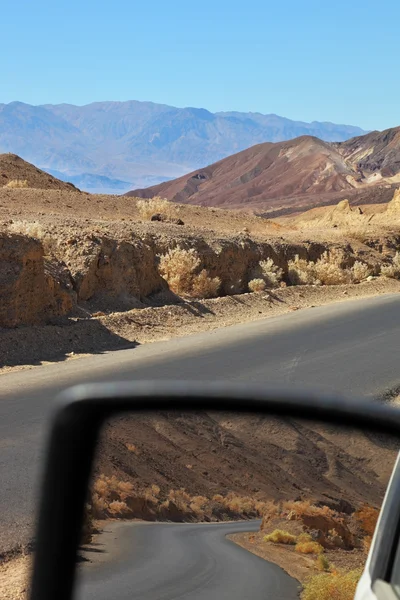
<box><xmin>130</xmin><ymin>127</ymin><xmax>400</xmax><ymax>215</ymax></box>
<box><xmin>2</xmin><ymin>153</ymin><xmax>400</xmax><ymax>373</ymax></box>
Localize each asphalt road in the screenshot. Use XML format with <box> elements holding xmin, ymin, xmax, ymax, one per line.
<box><xmin>76</xmin><ymin>521</ymin><xmax>300</xmax><ymax>600</ymax></box>
<box><xmin>1</xmin><ymin>293</ymin><xmax>400</xmax><ymax>553</ymax></box>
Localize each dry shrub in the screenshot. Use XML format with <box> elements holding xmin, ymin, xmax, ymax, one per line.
<box><xmin>126</xmin><ymin>443</ymin><xmax>139</xmax><ymax>454</ymax></box>
<box><xmin>314</xmin><ymin>251</ymin><xmax>350</xmax><ymax>285</ymax></box>
<box><xmin>351</xmin><ymin>260</ymin><xmax>372</xmax><ymax>283</ymax></box>
<box><xmin>296</xmin><ymin>541</ymin><xmax>324</xmax><ymax>554</ymax></box>
<box><xmin>108</xmin><ymin>500</ymin><xmax>129</xmax><ymax>515</ymax></box>
<box><xmin>137</xmin><ymin>196</ymin><xmax>175</xmax><ymax>220</ymax></box>
<box><xmin>316</xmin><ymin>554</ymin><xmax>331</xmax><ymax>572</ymax></box>
<box><xmin>190</xmin><ymin>496</ymin><xmax>208</xmax><ymax>515</ymax></box>
<box><xmin>150</xmin><ymin>484</ymin><xmax>160</xmax><ymax>497</ymax></box>
<box><xmin>248</xmin><ymin>278</ymin><xmax>266</xmax><ymax>292</ymax></box>
<box><xmin>212</xmin><ymin>494</ymin><xmax>224</xmax><ymax>503</ymax></box>
<box><xmin>288</xmin><ymin>252</ymin><xmax>351</xmax><ymax>286</ymax></box>
<box><xmin>282</xmin><ymin>500</ymin><xmax>334</xmax><ymax>519</ymax></box>
<box><xmin>191</xmin><ymin>269</ymin><xmax>221</xmax><ymax>298</ymax></box>
<box><xmin>288</xmin><ymin>255</ymin><xmax>317</xmax><ymax>285</ymax></box>
<box><xmin>264</xmin><ymin>529</ymin><xmax>297</xmax><ymax>545</ymax></box>
<box><xmin>258</xmin><ymin>500</ymin><xmax>279</xmax><ymax>517</ymax></box>
<box><xmin>8</xmin><ymin>220</ymin><xmax>44</xmax><ymax>239</ymax></box>
<box><xmin>302</xmin><ymin>569</ymin><xmax>362</xmax><ymax>600</ymax></box>
<box><xmin>168</xmin><ymin>488</ymin><xmax>191</xmax><ymax>510</ymax></box>
<box><xmin>4</xmin><ymin>179</ymin><xmax>29</xmax><ymax>188</ymax></box>
<box><xmin>297</xmin><ymin>533</ymin><xmax>313</xmax><ymax>543</ymax></box>
<box><xmin>251</xmin><ymin>258</ymin><xmax>283</xmax><ymax>288</ymax></box>
<box><xmin>158</xmin><ymin>246</ymin><xmax>220</xmax><ymax>298</ymax></box>
<box><xmin>381</xmin><ymin>252</ymin><xmax>400</xmax><ymax>279</ymax></box>
<box><xmin>354</xmin><ymin>504</ymin><xmax>379</xmax><ymax>553</ymax></box>
<box><xmin>92</xmin><ymin>474</ymin><xmax>135</xmax><ymax>517</ymax></box>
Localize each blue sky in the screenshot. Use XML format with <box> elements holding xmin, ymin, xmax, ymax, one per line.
<box><xmin>1</xmin><ymin>0</ymin><xmax>398</xmax><ymax>130</ymax></box>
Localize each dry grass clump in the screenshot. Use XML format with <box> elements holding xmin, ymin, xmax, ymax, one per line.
<box><xmin>191</xmin><ymin>268</ymin><xmax>221</xmax><ymax>298</ymax></box>
<box><xmin>380</xmin><ymin>252</ymin><xmax>400</xmax><ymax>279</ymax></box>
<box><xmin>167</xmin><ymin>488</ymin><xmax>191</xmax><ymax>510</ymax></box>
<box><xmin>126</xmin><ymin>443</ymin><xmax>139</xmax><ymax>454</ymax></box>
<box><xmin>288</xmin><ymin>256</ymin><xmax>316</xmax><ymax>285</ymax></box>
<box><xmin>137</xmin><ymin>196</ymin><xmax>175</xmax><ymax>220</ymax></box>
<box><xmin>282</xmin><ymin>500</ymin><xmax>335</xmax><ymax>519</ymax></box>
<box><xmin>249</xmin><ymin>258</ymin><xmax>283</xmax><ymax>291</ymax></box>
<box><xmin>314</xmin><ymin>251</ymin><xmax>350</xmax><ymax>285</ymax></box>
<box><xmin>92</xmin><ymin>474</ymin><xmax>134</xmax><ymax>517</ymax></box>
<box><xmin>4</xmin><ymin>179</ymin><xmax>29</xmax><ymax>188</ymax></box>
<box><xmin>288</xmin><ymin>251</ymin><xmax>353</xmax><ymax>286</ymax></box>
<box><xmin>316</xmin><ymin>554</ymin><xmax>331</xmax><ymax>572</ymax></box>
<box><xmin>295</xmin><ymin>541</ymin><xmax>324</xmax><ymax>554</ymax></box>
<box><xmin>8</xmin><ymin>220</ymin><xmax>45</xmax><ymax>239</ymax></box>
<box><xmin>158</xmin><ymin>246</ymin><xmax>221</xmax><ymax>298</ymax></box>
<box><xmin>302</xmin><ymin>569</ymin><xmax>362</xmax><ymax>600</ymax></box>
<box><xmin>264</xmin><ymin>529</ymin><xmax>297</xmax><ymax>545</ymax></box>
<box><xmin>248</xmin><ymin>278</ymin><xmax>267</xmax><ymax>292</ymax></box>
<box><xmin>351</xmin><ymin>260</ymin><xmax>372</xmax><ymax>283</ymax></box>
<box><xmin>354</xmin><ymin>504</ymin><xmax>379</xmax><ymax>552</ymax></box>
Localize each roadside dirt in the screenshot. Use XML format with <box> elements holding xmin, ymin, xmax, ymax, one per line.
<box><xmin>2</xmin><ymin>278</ymin><xmax>400</xmax><ymax>374</ymax></box>
<box><xmin>229</xmin><ymin>530</ymin><xmax>366</xmax><ymax>584</ymax></box>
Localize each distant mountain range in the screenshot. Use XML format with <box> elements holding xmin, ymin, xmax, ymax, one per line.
<box><xmin>0</xmin><ymin>100</ymin><xmax>367</xmax><ymax>194</ymax></box>
<box><xmin>128</xmin><ymin>127</ymin><xmax>400</xmax><ymax>215</ymax></box>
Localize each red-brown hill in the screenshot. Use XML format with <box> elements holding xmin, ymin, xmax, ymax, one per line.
<box><xmin>127</xmin><ymin>128</ymin><xmax>400</xmax><ymax>216</ymax></box>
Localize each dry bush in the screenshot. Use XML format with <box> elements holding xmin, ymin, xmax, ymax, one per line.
<box><xmin>126</xmin><ymin>443</ymin><xmax>139</xmax><ymax>454</ymax></box>
<box><xmin>8</xmin><ymin>220</ymin><xmax>45</xmax><ymax>239</ymax></box>
<box><xmin>264</xmin><ymin>530</ymin><xmax>297</xmax><ymax>545</ymax></box>
<box><xmin>150</xmin><ymin>484</ymin><xmax>160</xmax><ymax>497</ymax></box>
<box><xmin>4</xmin><ymin>179</ymin><xmax>29</xmax><ymax>188</ymax></box>
<box><xmin>108</xmin><ymin>500</ymin><xmax>129</xmax><ymax>515</ymax></box>
<box><xmin>168</xmin><ymin>488</ymin><xmax>191</xmax><ymax>510</ymax></box>
<box><xmin>295</xmin><ymin>541</ymin><xmax>324</xmax><ymax>554</ymax></box>
<box><xmin>302</xmin><ymin>569</ymin><xmax>362</xmax><ymax>600</ymax></box>
<box><xmin>288</xmin><ymin>252</ymin><xmax>351</xmax><ymax>286</ymax></box>
<box><xmin>159</xmin><ymin>246</ymin><xmax>199</xmax><ymax>294</ymax></box>
<box><xmin>282</xmin><ymin>500</ymin><xmax>335</xmax><ymax>519</ymax></box>
<box><xmin>158</xmin><ymin>246</ymin><xmax>220</xmax><ymax>298</ymax></box>
<box><xmin>354</xmin><ymin>504</ymin><xmax>379</xmax><ymax>551</ymax></box>
<box><xmin>316</xmin><ymin>554</ymin><xmax>331</xmax><ymax>572</ymax></box>
<box><xmin>248</xmin><ymin>278</ymin><xmax>266</xmax><ymax>292</ymax></box>
<box><xmin>190</xmin><ymin>496</ymin><xmax>209</xmax><ymax>515</ymax></box>
<box><xmin>314</xmin><ymin>251</ymin><xmax>350</xmax><ymax>285</ymax></box>
<box><xmin>92</xmin><ymin>474</ymin><xmax>135</xmax><ymax>517</ymax></box>
<box><xmin>381</xmin><ymin>252</ymin><xmax>400</xmax><ymax>279</ymax></box>
<box><xmin>297</xmin><ymin>533</ymin><xmax>313</xmax><ymax>543</ymax></box>
<box><xmin>288</xmin><ymin>255</ymin><xmax>317</xmax><ymax>285</ymax></box>
<box><xmin>251</xmin><ymin>257</ymin><xmax>283</xmax><ymax>288</ymax></box>
<box><xmin>351</xmin><ymin>260</ymin><xmax>372</xmax><ymax>283</ymax></box>
<box><xmin>191</xmin><ymin>269</ymin><xmax>221</xmax><ymax>298</ymax></box>
<box><xmin>137</xmin><ymin>196</ymin><xmax>175</xmax><ymax>220</ymax></box>
<box><xmin>212</xmin><ymin>494</ymin><xmax>224</xmax><ymax>503</ymax></box>
<box><xmin>259</xmin><ymin>500</ymin><xmax>280</xmax><ymax>519</ymax></box>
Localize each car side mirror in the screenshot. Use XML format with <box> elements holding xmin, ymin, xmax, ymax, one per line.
<box><xmin>28</xmin><ymin>382</ymin><xmax>400</xmax><ymax>600</ymax></box>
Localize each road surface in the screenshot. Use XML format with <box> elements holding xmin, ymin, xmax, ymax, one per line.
<box><xmin>1</xmin><ymin>293</ymin><xmax>400</xmax><ymax>552</ymax></box>
<box><xmin>76</xmin><ymin>521</ymin><xmax>300</xmax><ymax>600</ymax></box>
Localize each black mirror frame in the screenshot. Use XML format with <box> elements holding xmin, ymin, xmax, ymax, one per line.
<box><xmin>29</xmin><ymin>381</ymin><xmax>400</xmax><ymax>600</ymax></box>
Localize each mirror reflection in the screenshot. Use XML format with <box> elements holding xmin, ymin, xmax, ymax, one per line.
<box><xmin>76</xmin><ymin>411</ymin><xmax>399</xmax><ymax>600</ymax></box>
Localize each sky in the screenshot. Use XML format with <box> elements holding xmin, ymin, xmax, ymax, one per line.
<box><xmin>1</xmin><ymin>0</ymin><xmax>399</xmax><ymax>131</ymax></box>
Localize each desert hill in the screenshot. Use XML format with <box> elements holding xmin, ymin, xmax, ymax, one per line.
<box><xmin>128</xmin><ymin>127</ymin><xmax>400</xmax><ymax>215</ymax></box>
<box><xmin>0</xmin><ymin>153</ymin><xmax>78</xmax><ymax>191</ymax></box>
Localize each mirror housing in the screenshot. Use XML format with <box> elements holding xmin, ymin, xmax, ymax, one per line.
<box><xmin>29</xmin><ymin>381</ymin><xmax>400</xmax><ymax>600</ymax></box>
